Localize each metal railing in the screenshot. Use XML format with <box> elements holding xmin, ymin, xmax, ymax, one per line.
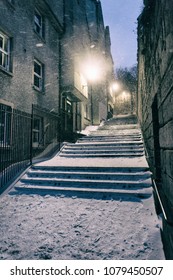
<box><xmin>0</xmin><ymin>105</ymin><xmax>32</xmax><ymax>191</ymax></box>
<box><xmin>0</xmin><ymin>104</ymin><xmax>82</xmax><ymax>192</ymax></box>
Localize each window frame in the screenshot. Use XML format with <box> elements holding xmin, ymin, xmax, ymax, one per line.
<box><xmin>33</xmin><ymin>59</ymin><xmax>44</xmax><ymax>92</ymax></box>
<box><xmin>34</xmin><ymin>9</ymin><xmax>45</xmax><ymax>39</ymax></box>
<box><xmin>0</xmin><ymin>31</ymin><xmax>11</xmax><ymax>73</ymax></box>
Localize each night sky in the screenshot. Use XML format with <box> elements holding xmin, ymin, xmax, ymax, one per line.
<box><xmin>101</xmin><ymin>0</ymin><xmax>144</xmax><ymax>69</ymax></box>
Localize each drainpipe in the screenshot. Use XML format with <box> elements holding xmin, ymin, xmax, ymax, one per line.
<box><xmin>58</xmin><ymin>0</ymin><xmax>66</xmax><ymax>150</ymax></box>
<box><xmin>30</xmin><ymin>104</ymin><xmax>34</xmax><ymax>165</ymax></box>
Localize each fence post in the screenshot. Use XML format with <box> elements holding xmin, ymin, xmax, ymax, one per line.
<box><xmin>58</xmin><ymin>109</ymin><xmax>61</xmax><ymax>151</ymax></box>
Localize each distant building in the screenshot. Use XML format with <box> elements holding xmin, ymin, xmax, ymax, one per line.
<box><xmin>137</xmin><ymin>0</ymin><xmax>173</xmax><ymax>259</ymax></box>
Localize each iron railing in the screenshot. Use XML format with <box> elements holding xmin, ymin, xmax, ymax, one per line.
<box><xmin>0</xmin><ymin>105</ymin><xmax>32</xmax><ymax>190</ymax></box>
<box><xmin>0</xmin><ymin>104</ymin><xmax>82</xmax><ymax>192</ymax></box>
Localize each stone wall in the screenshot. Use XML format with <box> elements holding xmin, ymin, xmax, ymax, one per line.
<box><xmin>137</xmin><ymin>0</ymin><xmax>173</xmax><ymax>259</ymax></box>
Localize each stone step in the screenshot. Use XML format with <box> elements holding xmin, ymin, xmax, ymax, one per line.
<box><xmin>14</xmin><ymin>184</ymin><xmax>152</xmax><ymax>199</ymax></box>
<box><xmin>78</xmin><ymin>137</ymin><xmax>142</xmax><ymax>142</ymax></box>
<box><xmin>95</xmin><ymin>126</ymin><xmax>140</xmax><ymax>131</ymax></box>
<box><xmin>20</xmin><ymin>175</ymin><xmax>152</xmax><ymax>189</ymax></box>
<box><xmin>26</xmin><ymin>169</ymin><xmax>151</xmax><ymax>181</ymax></box>
<box><xmin>62</xmin><ymin>147</ymin><xmax>144</xmax><ymax>153</ymax></box>
<box><xmin>81</xmin><ymin>133</ymin><xmax>141</xmax><ymax>137</ymax></box>
<box><xmin>77</xmin><ymin>140</ymin><xmax>143</xmax><ymax>144</ymax></box>
<box><xmin>59</xmin><ymin>152</ymin><xmax>144</xmax><ymax>157</ymax></box>
<box><xmin>65</xmin><ymin>142</ymin><xmax>143</xmax><ymax>148</ymax></box>
<box><xmin>90</xmin><ymin>130</ymin><xmax>141</xmax><ymax>135</ymax></box>
<box><xmin>32</xmin><ymin>165</ymin><xmax>150</xmax><ymax>173</ymax></box>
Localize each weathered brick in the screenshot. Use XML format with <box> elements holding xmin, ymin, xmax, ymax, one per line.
<box><xmin>162</xmin><ymin>150</ymin><xmax>173</xmax><ymax>179</ymax></box>
<box><xmin>159</xmin><ymin>120</ymin><xmax>173</xmax><ymax>149</ymax></box>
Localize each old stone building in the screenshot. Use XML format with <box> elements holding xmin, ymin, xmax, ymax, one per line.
<box><xmin>0</xmin><ymin>0</ymin><xmax>114</xmax><ymax>189</ymax></box>
<box><xmin>0</xmin><ymin>0</ymin><xmax>64</xmax><ymax>148</ymax></box>
<box><xmin>60</xmin><ymin>0</ymin><xmax>114</xmax><ymax>136</ymax></box>
<box><xmin>0</xmin><ymin>0</ymin><xmax>64</xmax><ymax>113</ymax></box>
<box><xmin>137</xmin><ymin>0</ymin><xmax>173</xmax><ymax>259</ymax></box>
<box><xmin>0</xmin><ymin>0</ymin><xmax>114</xmax><ymax>142</ymax></box>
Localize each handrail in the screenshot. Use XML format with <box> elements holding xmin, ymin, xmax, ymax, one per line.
<box><xmin>152</xmin><ymin>179</ymin><xmax>167</xmax><ymax>221</ymax></box>
<box><xmin>152</xmin><ymin>179</ymin><xmax>173</xmax><ymax>226</ymax></box>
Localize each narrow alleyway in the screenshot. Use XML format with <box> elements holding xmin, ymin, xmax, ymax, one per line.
<box><xmin>0</xmin><ymin>115</ymin><xmax>165</xmax><ymax>260</ymax></box>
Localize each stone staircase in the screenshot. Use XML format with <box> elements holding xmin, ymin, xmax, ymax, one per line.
<box><xmin>14</xmin><ymin>115</ymin><xmax>153</xmax><ymax>199</ymax></box>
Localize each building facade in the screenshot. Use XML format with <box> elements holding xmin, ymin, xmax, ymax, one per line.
<box><xmin>137</xmin><ymin>0</ymin><xmax>173</xmax><ymax>259</ymax></box>
<box><xmin>0</xmin><ymin>0</ymin><xmax>114</xmax><ymax>141</ymax></box>
<box><xmin>0</xmin><ymin>0</ymin><xmax>115</xmax><ymax>188</ymax></box>
<box><xmin>0</xmin><ymin>0</ymin><xmax>64</xmax><ymax>149</ymax></box>
<box><xmin>0</xmin><ymin>0</ymin><xmax>64</xmax><ymax>113</ymax></box>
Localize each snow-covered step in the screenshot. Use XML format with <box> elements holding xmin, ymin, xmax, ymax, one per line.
<box><xmin>31</xmin><ymin>165</ymin><xmax>150</xmax><ymax>173</ymax></box>
<box><xmin>77</xmin><ymin>140</ymin><xmax>143</xmax><ymax>144</ymax></box>
<box><xmin>78</xmin><ymin>137</ymin><xmax>142</xmax><ymax>142</ymax></box>
<box><xmin>78</xmin><ymin>133</ymin><xmax>141</xmax><ymax>137</ymax></box>
<box><xmin>97</xmin><ymin>125</ymin><xmax>139</xmax><ymax>130</ymax></box>
<box><xmin>59</xmin><ymin>152</ymin><xmax>144</xmax><ymax>157</ymax></box>
<box><xmin>14</xmin><ymin>184</ymin><xmax>152</xmax><ymax>199</ymax></box>
<box><xmin>63</xmin><ymin>143</ymin><xmax>144</xmax><ymax>150</ymax></box>
<box><xmin>19</xmin><ymin>175</ymin><xmax>152</xmax><ymax>190</ymax></box>
<box><xmin>26</xmin><ymin>169</ymin><xmax>151</xmax><ymax>181</ymax></box>
<box><xmin>65</xmin><ymin>142</ymin><xmax>144</xmax><ymax>148</ymax></box>
<box><xmin>91</xmin><ymin>130</ymin><xmax>141</xmax><ymax>134</ymax></box>
<box><xmin>62</xmin><ymin>147</ymin><xmax>144</xmax><ymax>153</ymax></box>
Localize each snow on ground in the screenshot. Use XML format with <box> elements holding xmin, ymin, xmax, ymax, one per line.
<box><xmin>80</xmin><ymin>125</ymin><xmax>100</xmax><ymax>136</ymax></box>
<box><xmin>0</xmin><ymin>116</ymin><xmax>165</xmax><ymax>260</ymax></box>
<box><xmin>0</xmin><ymin>192</ymin><xmax>164</xmax><ymax>260</ymax></box>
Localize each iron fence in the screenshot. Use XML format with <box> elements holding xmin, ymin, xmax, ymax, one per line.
<box><xmin>0</xmin><ymin>104</ymin><xmax>82</xmax><ymax>192</ymax></box>
<box><xmin>0</xmin><ymin>105</ymin><xmax>32</xmax><ymax>190</ymax></box>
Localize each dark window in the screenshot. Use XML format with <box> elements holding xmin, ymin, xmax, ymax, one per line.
<box><xmin>33</xmin><ymin>59</ymin><xmax>44</xmax><ymax>91</ymax></box>
<box><xmin>34</xmin><ymin>9</ymin><xmax>45</xmax><ymax>38</ymax></box>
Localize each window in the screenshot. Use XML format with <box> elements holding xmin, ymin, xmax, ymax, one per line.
<box><xmin>34</xmin><ymin>9</ymin><xmax>45</xmax><ymax>38</ymax></box>
<box><xmin>33</xmin><ymin>59</ymin><xmax>44</xmax><ymax>91</ymax></box>
<box><xmin>0</xmin><ymin>31</ymin><xmax>11</xmax><ymax>72</ymax></box>
<box><xmin>0</xmin><ymin>104</ymin><xmax>12</xmax><ymax>146</ymax></box>
<box><xmin>32</xmin><ymin>116</ymin><xmax>43</xmax><ymax>147</ymax></box>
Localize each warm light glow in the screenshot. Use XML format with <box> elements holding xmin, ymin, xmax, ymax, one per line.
<box><xmin>112</xmin><ymin>82</ymin><xmax>120</xmax><ymax>92</ymax></box>
<box><xmin>83</xmin><ymin>61</ymin><xmax>101</xmax><ymax>82</ymax></box>
<box><xmin>122</xmin><ymin>91</ymin><xmax>130</xmax><ymax>99</ymax></box>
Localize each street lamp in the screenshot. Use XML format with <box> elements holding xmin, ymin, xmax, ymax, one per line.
<box><xmin>83</xmin><ymin>61</ymin><xmax>101</xmax><ymax>125</ymax></box>
<box><xmin>111</xmin><ymin>82</ymin><xmax>121</xmax><ymax>92</ymax></box>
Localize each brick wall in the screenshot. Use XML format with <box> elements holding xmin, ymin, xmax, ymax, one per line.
<box><xmin>0</xmin><ymin>0</ymin><xmax>63</xmax><ymax>113</ymax></box>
